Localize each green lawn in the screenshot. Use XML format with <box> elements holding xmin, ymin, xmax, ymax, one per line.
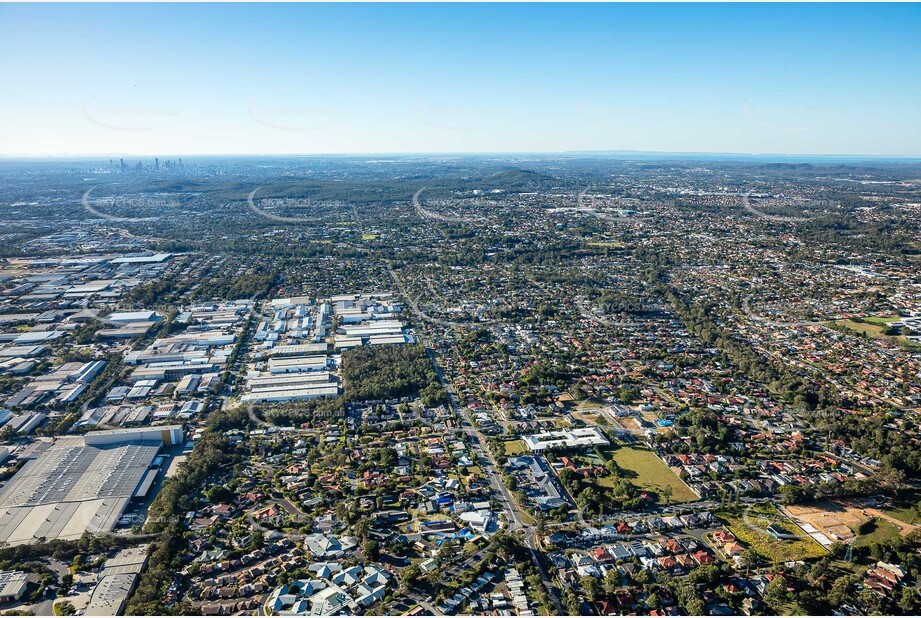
<box><xmin>853</xmin><ymin>517</ymin><xmax>901</xmax><ymax>548</ymax></box>
<box><xmin>833</xmin><ymin>319</ymin><xmax>889</xmax><ymax>338</ymax></box>
<box><xmin>608</xmin><ymin>445</ymin><xmax>698</xmax><ymax>503</ymax></box>
<box><xmin>887</xmin><ymin>506</ymin><xmax>921</xmax><ymax>525</ymax></box>
<box><xmin>884</xmin><ymin>488</ymin><xmax>921</xmax><ymax>525</ymax></box>
<box><xmin>502</xmin><ymin>440</ymin><xmax>527</xmax><ymax>456</ymax></box>
<box><xmin>862</xmin><ymin>315</ymin><xmax>899</xmax><ymax>327</ymax></box>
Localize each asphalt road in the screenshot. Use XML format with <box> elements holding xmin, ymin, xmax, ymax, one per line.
<box><xmin>423</xmin><ymin>345</ymin><xmax>563</xmax><ymax>613</ymax></box>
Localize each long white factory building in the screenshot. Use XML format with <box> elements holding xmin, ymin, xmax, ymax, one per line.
<box><xmin>0</xmin><ymin>426</ymin><xmax>182</xmax><ymax>546</ymax></box>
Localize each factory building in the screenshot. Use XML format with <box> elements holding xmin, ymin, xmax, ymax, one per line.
<box><xmin>0</xmin><ymin>426</ymin><xmax>182</xmax><ymax>545</ymax></box>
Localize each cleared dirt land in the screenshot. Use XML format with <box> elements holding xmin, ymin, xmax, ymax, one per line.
<box><xmin>785</xmin><ymin>501</ymin><xmax>868</xmax><ymax>544</ymax></box>
<box><xmin>786</xmin><ymin>500</ymin><xmax>917</xmax><ymax>545</ymax></box>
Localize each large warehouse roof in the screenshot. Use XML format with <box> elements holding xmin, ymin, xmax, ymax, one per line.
<box><xmin>0</xmin><ymin>429</ymin><xmax>175</xmax><ymax>545</ymax></box>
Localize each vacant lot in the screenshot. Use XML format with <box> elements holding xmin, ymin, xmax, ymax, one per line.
<box><xmin>502</xmin><ymin>440</ymin><xmax>527</xmax><ymax>456</ymax></box>
<box><xmin>718</xmin><ymin>503</ymin><xmax>827</xmax><ymax>562</ymax></box>
<box><xmin>884</xmin><ymin>488</ymin><xmax>921</xmax><ymax>525</ymax></box>
<box><xmin>608</xmin><ymin>445</ymin><xmax>697</xmax><ymax>503</ymax></box>
<box><xmin>574</xmin><ymin>398</ymin><xmax>607</xmax><ymax>417</ymax></box>
<box><xmin>834</xmin><ymin>319</ymin><xmax>890</xmax><ymax>338</ymax></box>
<box><xmin>786</xmin><ymin>501</ymin><xmax>867</xmax><ymax>543</ymax></box>
<box><xmin>787</xmin><ymin>498</ymin><xmax>918</xmax><ymax>546</ymax></box>
<box><xmin>853</xmin><ymin>517</ymin><xmax>901</xmax><ymax>548</ymax></box>
<box><xmin>887</xmin><ymin>502</ymin><xmax>921</xmax><ymax>525</ymax></box>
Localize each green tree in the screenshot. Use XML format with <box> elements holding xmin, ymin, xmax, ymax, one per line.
<box><xmin>580</xmin><ymin>575</ymin><xmax>601</xmax><ymax>602</ymax></box>
<box><xmin>248</xmin><ymin>529</ymin><xmax>265</xmax><ymax>551</ymax></box>
<box><xmin>563</xmin><ymin>588</ymin><xmax>582</xmax><ymax>615</ymax></box>
<box><xmin>763</xmin><ymin>574</ymin><xmax>789</xmax><ymax>611</ymax></box>
<box><xmin>662</xmin><ymin>483</ymin><xmax>673</xmax><ymax>505</ymax></box>
<box><xmin>827</xmin><ymin>575</ymin><xmax>854</xmax><ymax>607</ymax></box>
<box><xmin>604</xmin><ymin>568</ymin><xmax>621</xmax><ymax>591</ymax></box>
<box><xmin>686</xmin><ymin>597</ymin><xmax>705</xmax><ymax>615</ymax></box>
<box><xmin>363</xmin><ymin>540</ymin><xmax>380</xmax><ymax>560</ymax></box>
<box><xmin>898</xmin><ymin>587</ymin><xmax>920</xmax><ymax>614</ymax></box>
<box><xmin>738</xmin><ymin>549</ymin><xmax>759</xmax><ymax>573</ymax></box>
<box><xmin>205</xmin><ymin>485</ymin><xmax>234</xmax><ymax>504</ymax></box>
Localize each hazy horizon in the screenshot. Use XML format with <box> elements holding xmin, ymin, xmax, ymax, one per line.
<box><xmin>2</xmin><ymin>3</ymin><xmax>920</xmax><ymax>156</ymax></box>
<box><xmin>3</xmin><ymin>149</ymin><xmax>921</xmax><ymax>162</ymax></box>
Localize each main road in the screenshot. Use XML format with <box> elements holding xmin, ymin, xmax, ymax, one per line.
<box><xmin>422</xmin><ymin>345</ymin><xmax>563</xmax><ymax>613</ymax></box>
<box><xmin>392</xmin><ymin>262</ymin><xmax>563</xmax><ymax>612</ymax></box>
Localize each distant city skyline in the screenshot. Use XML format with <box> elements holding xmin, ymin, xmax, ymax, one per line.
<box><xmin>1</xmin><ymin>3</ymin><xmax>920</xmax><ymax>157</ymax></box>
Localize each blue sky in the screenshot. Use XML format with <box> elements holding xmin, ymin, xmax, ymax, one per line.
<box><xmin>1</xmin><ymin>3</ymin><xmax>919</xmax><ymax>156</ymax></box>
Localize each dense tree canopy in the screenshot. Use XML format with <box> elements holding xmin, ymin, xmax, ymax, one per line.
<box><xmin>342</xmin><ymin>343</ymin><xmax>447</xmax><ymax>404</ymax></box>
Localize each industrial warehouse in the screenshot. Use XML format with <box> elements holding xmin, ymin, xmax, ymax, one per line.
<box><xmin>0</xmin><ymin>426</ymin><xmax>182</xmax><ymax>546</ymax></box>
<box><xmin>242</xmin><ymin>292</ymin><xmax>412</xmax><ymax>404</ymax></box>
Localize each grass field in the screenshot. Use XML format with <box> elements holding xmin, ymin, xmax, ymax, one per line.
<box><xmin>718</xmin><ymin>503</ymin><xmax>827</xmax><ymax>562</ymax></box>
<box><xmin>831</xmin><ymin>315</ymin><xmax>920</xmax><ymax>349</ymax></box>
<box><xmin>361</xmin><ymin>234</ymin><xmax>379</xmax><ymax>240</ymax></box>
<box><xmin>502</xmin><ymin>440</ymin><xmax>527</xmax><ymax>456</ymax></box>
<box><xmin>853</xmin><ymin>517</ymin><xmax>901</xmax><ymax>548</ymax></box>
<box><xmin>833</xmin><ymin>319</ymin><xmax>890</xmax><ymax>338</ymax></box>
<box><xmin>608</xmin><ymin>445</ymin><xmax>697</xmax><ymax>503</ymax></box>
<box><xmin>862</xmin><ymin>315</ymin><xmax>899</xmax><ymax>326</ymax></box>
<box><xmin>887</xmin><ymin>505</ymin><xmax>921</xmax><ymax>525</ymax></box>
<box><xmin>884</xmin><ymin>489</ymin><xmax>921</xmax><ymax>525</ymax></box>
